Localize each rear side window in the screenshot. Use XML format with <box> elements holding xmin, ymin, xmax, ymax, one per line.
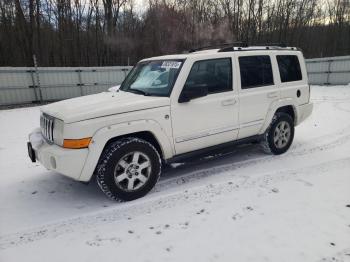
<box><xmin>185</xmin><ymin>58</ymin><xmax>232</xmax><ymax>94</ymax></box>
<box><xmin>239</xmin><ymin>56</ymin><xmax>273</xmax><ymax>89</ymax></box>
<box><xmin>277</xmin><ymin>55</ymin><xmax>302</xmax><ymax>82</ymax></box>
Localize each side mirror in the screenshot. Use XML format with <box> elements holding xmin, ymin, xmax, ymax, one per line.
<box><xmin>178</xmin><ymin>84</ymin><xmax>208</xmax><ymax>103</ymax></box>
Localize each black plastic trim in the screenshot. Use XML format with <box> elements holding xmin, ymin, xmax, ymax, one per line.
<box><xmin>166</xmin><ymin>135</ymin><xmax>264</xmax><ymax>164</ymax></box>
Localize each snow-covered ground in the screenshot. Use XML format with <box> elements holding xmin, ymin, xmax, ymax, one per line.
<box><xmin>0</xmin><ymin>86</ymin><xmax>350</xmax><ymax>262</ymax></box>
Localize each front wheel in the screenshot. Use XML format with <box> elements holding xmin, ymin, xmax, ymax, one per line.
<box><xmin>96</xmin><ymin>137</ymin><xmax>161</xmax><ymax>201</ymax></box>
<box><xmin>261</xmin><ymin>112</ymin><xmax>294</xmax><ymax>155</ymax></box>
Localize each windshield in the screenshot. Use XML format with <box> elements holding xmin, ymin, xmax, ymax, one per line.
<box><xmin>120</xmin><ymin>59</ymin><xmax>184</xmax><ymax>96</ymax></box>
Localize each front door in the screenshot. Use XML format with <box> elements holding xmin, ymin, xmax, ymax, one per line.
<box><xmin>171</xmin><ymin>57</ymin><xmax>239</xmax><ymax>155</ymax></box>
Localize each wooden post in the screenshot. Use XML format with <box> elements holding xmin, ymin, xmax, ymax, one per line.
<box><xmin>33</xmin><ymin>55</ymin><xmax>43</xmax><ymax>102</ymax></box>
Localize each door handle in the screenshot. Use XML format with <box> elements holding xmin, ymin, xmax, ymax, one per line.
<box><xmin>267</xmin><ymin>91</ymin><xmax>278</xmax><ymax>98</ymax></box>
<box><xmin>221</xmin><ymin>99</ymin><xmax>236</xmax><ymax>106</ymax></box>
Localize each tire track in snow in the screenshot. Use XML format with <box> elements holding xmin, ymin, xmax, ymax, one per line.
<box><xmin>333</xmin><ymin>102</ymin><xmax>350</xmax><ymax>113</ymax></box>
<box><xmin>1</xmin><ymin>157</ymin><xmax>349</xmax><ymax>251</ymax></box>
<box><xmin>1</xmin><ymin>94</ymin><xmax>350</xmax><ymax>250</ymax></box>
<box><xmin>317</xmin><ymin>247</ymin><xmax>350</xmax><ymax>262</ymax></box>
<box><xmin>157</xmin><ymin>123</ymin><xmax>350</xmax><ymax>190</ymax></box>
<box><xmin>159</xmin><ymin>97</ymin><xmax>350</xmax><ymax>187</ymax></box>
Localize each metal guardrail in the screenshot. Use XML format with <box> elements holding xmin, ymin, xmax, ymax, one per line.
<box><xmin>1</xmin><ymin>56</ymin><xmax>349</xmax><ymax>106</ymax></box>
<box><xmin>305</xmin><ymin>55</ymin><xmax>350</xmax><ymax>85</ymax></box>
<box><xmin>0</xmin><ymin>66</ymin><xmax>132</xmax><ymax>106</ymax></box>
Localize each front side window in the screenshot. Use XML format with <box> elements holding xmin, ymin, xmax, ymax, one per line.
<box><xmin>120</xmin><ymin>59</ymin><xmax>184</xmax><ymax>96</ymax></box>
<box><xmin>277</xmin><ymin>55</ymin><xmax>302</xmax><ymax>82</ymax></box>
<box><xmin>184</xmin><ymin>58</ymin><xmax>232</xmax><ymax>94</ymax></box>
<box><xmin>239</xmin><ymin>55</ymin><xmax>274</xmax><ymax>89</ymax></box>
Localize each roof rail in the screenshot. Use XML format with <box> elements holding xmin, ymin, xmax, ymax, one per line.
<box><xmin>188</xmin><ymin>42</ymin><xmax>248</xmax><ymax>53</ymax></box>
<box><xmin>218</xmin><ymin>43</ymin><xmax>299</xmax><ymax>52</ymax></box>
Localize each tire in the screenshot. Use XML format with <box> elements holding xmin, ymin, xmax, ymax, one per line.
<box><xmin>261</xmin><ymin>112</ymin><xmax>294</xmax><ymax>155</ymax></box>
<box><xmin>96</xmin><ymin>137</ymin><xmax>162</xmax><ymax>201</ymax></box>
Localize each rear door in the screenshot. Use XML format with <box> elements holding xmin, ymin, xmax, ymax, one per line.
<box><xmin>236</xmin><ymin>53</ymin><xmax>279</xmax><ymax>139</ymax></box>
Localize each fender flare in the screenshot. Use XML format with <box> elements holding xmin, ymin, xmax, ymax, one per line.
<box><xmin>78</xmin><ymin>119</ymin><xmax>174</xmax><ymax>182</ymax></box>
<box><xmin>259</xmin><ymin>98</ymin><xmax>298</xmax><ymax>134</ymax></box>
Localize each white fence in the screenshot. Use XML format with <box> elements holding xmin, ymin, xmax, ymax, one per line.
<box><xmin>306</xmin><ymin>55</ymin><xmax>350</xmax><ymax>85</ymax></box>
<box><xmin>1</xmin><ymin>55</ymin><xmax>350</xmax><ymax>106</ymax></box>
<box><xmin>0</xmin><ymin>66</ymin><xmax>132</xmax><ymax>106</ymax></box>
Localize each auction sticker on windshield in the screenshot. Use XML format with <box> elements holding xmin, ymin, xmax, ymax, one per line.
<box><xmin>161</xmin><ymin>61</ymin><xmax>182</xmax><ymax>69</ymax></box>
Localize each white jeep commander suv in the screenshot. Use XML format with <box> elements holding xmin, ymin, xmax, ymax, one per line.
<box><xmin>28</xmin><ymin>44</ymin><xmax>313</xmax><ymax>201</ymax></box>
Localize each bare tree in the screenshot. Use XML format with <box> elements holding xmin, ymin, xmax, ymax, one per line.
<box><xmin>0</xmin><ymin>0</ymin><xmax>349</xmax><ymax>66</ymax></box>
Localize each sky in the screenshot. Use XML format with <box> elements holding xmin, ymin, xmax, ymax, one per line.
<box><xmin>133</xmin><ymin>0</ymin><xmax>148</xmax><ymax>13</ymax></box>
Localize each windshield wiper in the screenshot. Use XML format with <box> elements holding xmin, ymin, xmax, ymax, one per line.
<box><xmin>128</xmin><ymin>88</ymin><xmax>151</xmax><ymax>96</ymax></box>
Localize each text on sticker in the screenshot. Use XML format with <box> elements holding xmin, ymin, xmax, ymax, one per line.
<box><xmin>161</xmin><ymin>61</ymin><xmax>182</xmax><ymax>69</ymax></box>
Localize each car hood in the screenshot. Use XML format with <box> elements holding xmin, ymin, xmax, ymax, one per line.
<box><xmin>41</xmin><ymin>91</ymin><xmax>170</xmax><ymax>123</ymax></box>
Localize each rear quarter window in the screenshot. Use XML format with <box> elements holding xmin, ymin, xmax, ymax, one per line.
<box><xmin>239</xmin><ymin>56</ymin><xmax>274</xmax><ymax>89</ymax></box>
<box><xmin>277</xmin><ymin>55</ymin><xmax>302</xmax><ymax>82</ymax></box>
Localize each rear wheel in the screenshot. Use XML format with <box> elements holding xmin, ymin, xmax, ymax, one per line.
<box><xmin>261</xmin><ymin>112</ymin><xmax>294</xmax><ymax>155</ymax></box>
<box><xmin>96</xmin><ymin>137</ymin><xmax>161</xmax><ymax>201</ymax></box>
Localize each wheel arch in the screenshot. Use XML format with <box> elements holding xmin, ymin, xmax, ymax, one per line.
<box><xmin>275</xmin><ymin>105</ymin><xmax>296</xmax><ymax>123</ymax></box>
<box><xmin>259</xmin><ymin>100</ymin><xmax>298</xmax><ymax>135</ymax></box>
<box><xmin>102</xmin><ymin>131</ymin><xmax>164</xmax><ymax>160</ymax></box>
<box><xmin>78</xmin><ymin>119</ymin><xmax>174</xmax><ymax>182</ymax></box>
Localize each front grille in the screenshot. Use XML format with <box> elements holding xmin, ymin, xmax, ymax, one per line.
<box><xmin>40</xmin><ymin>114</ymin><xmax>54</xmax><ymax>143</ymax></box>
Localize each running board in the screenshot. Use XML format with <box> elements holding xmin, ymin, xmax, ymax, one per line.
<box><xmin>166</xmin><ymin>135</ymin><xmax>264</xmax><ymax>164</ymax></box>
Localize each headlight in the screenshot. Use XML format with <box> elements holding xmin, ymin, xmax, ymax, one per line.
<box><xmin>53</xmin><ymin>118</ymin><xmax>64</xmax><ymax>146</ymax></box>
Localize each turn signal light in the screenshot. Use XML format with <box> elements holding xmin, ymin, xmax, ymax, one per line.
<box><xmin>63</xmin><ymin>138</ymin><xmax>92</xmax><ymax>149</ymax></box>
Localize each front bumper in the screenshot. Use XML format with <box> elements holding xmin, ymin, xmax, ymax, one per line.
<box><xmin>28</xmin><ymin>128</ymin><xmax>89</xmax><ymax>180</ymax></box>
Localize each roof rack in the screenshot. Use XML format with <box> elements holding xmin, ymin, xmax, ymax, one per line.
<box><xmin>188</xmin><ymin>42</ymin><xmax>248</xmax><ymax>53</ymax></box>
<box><xmin>218</xmin><ymin>43</ymin><xmax>298</xmax><ymax>52</ymax></box>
